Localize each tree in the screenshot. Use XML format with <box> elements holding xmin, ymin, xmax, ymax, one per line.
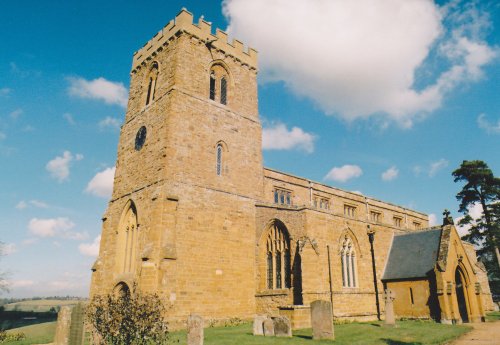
<box><xmin>453</xmin><ymin>160</ymin><xmax>500</xmax><ymax>295</ymax></box>
<box><xmin>86</xmin><ymin>284</ymin><xmax>171</xmax><ymax>345</ymax></box>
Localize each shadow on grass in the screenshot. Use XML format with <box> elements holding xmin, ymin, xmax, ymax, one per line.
<box><xmin>295</xmin><ymin>334</ymin><xmax>313</xmax><ymax>340</ymax></box>
<box><xmin>382</xmin><ymin>339</ymin><xmax>422</xmax><ymax>345</ymax></box>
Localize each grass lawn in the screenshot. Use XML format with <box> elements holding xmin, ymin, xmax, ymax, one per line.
<box><xmin>169</xmin><ymin>320</ymin><xmax>471</xmax><ymax>345</ymax></box>
<box><xmin>3</xmin><ymin>321</ymin><xmax>56</xmax><ymax>345</ymax></box>
<box><xmin>486</xmin><ymin>311</ymin><xmax>500</xmax><ymax>322</ymax></box>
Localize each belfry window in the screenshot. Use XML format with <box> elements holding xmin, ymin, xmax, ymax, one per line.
<box><xmin>216</xmin><ymin>144</ymin><xmax>223</xmax><ymax>176</ymax></box>
<box><xmin>341</xmin><ymin>236</ymin><xmax>358</xmax><ymax>288</ymax></box>
<box><xmin>145</xmin><ymin>62</ymin><xmax>159</xmax><ymax>106</ymax></box>
<box><xmin>220</xmin><ymin>77</ymin><xmax>227</xmax><ymax>105</ymax></box>
<box><xmin>266</xmin><ymin>222</ymin><xmax>291</xmax><ymax>290</ymax></box>
<box><xmin>209</xmin><ymin>71</ymin><xmax>216</xmax><ymax>100</ymax></box>
<box><xmin>116</xmin><ymin>202</ymin><xmax>139</xmax><ymax>274</ymax></box>
<box><xmin>209</xmin><ymin>64</ymin><xmax>229</xmax><ymax>105</ymax></box>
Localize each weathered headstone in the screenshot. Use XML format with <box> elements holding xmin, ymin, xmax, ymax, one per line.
<box><xmin>273</xmin><ymin>316</ymin><xmax>292</xmax><ymax>337</ymax></box>
<box><xmin>310</xmin><ymin>300</ymin><xmax>334</xmax><ymax>340</ymax></box>
<box><xmin>253</xmin><ymin>315</ymin><xmax>267</xmax><ymax>336</ymax></box>
<box><xmin>187</xmin><ymin>314</ymin><xmax>204</xmax><ymax>345</ymax></box>
<box><xmin>263</xmin><ymin>318</ymin><xmax>275</xmax><ymax>336</ymax></box>
<box><xmin>384</xmin><ymin>289</ymin><xmax>396</xmax><ymax>327</ymax></box>
<box><xmin>53</xmin><ymin>304</ymin><xmax>85</xmax><ymax>345</ymax></box>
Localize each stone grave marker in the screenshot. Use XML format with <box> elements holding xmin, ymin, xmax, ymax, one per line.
<box><xmin>187</xmin><ymin>314</ymin><xmax>204</xmax><ymax>345</ymax></box>
<box><xmin>263</xmin><ymin>318</ymin><xmax>275</xmax><ymax>336</ymax></box>
<box><xmin>384</xmin><ymin>289</ymin><xmax>396</xmax><ymax>327</ymax></box>
<box><xmin>273</xmin><ymin>316</ymin><xmax>292</xmax><ymax>337</ymax></box>
<box><xmin>253</xmin><ymin>315</ymin><xmax>267</xmax><ymax>336</ymax></box>
<box><xmin>310</xmin><ymin>300</ymin><xmax>334</xmax><ymax>340</ymax></box>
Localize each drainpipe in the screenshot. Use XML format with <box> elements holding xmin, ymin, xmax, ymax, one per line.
<box><xmin>368</xmin><ymin>225</ymin><xmax>381</xmax><ymax>320</ymax></box>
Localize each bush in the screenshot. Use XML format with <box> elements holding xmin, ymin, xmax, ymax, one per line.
<box><xmin>86</xmin><ymin>284</ymin><xmax>170</xmax><ymax>345</ymax></box>
<box><xmin>0</xmin><ymin>330</ymin><xmax>26</xmax><ymax>343</ymax></box>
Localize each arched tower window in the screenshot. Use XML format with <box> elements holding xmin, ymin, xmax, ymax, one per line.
<box><xmin>116</xmin><ymin>201</ymin><xmax>139</xmax><ymax>274</ymax></box>
<box><xmin>209</xmin><ymin>71</ymin><xmax>216</xmax><ymax>100</ymax></box>
<box><xmin>216</xmin><ymin>144</ymin><xmax>223</xmax><ymax>176</ymax></box>
<box><xmin>209</xmin><ymin>64</ymin><xmax>229</xmax><ymax>105</ymax></box>
<box><xmin>265</xmin><ymin>221</ymin><xmax>291</xmax><ymax>289</ymax></box>
<box><xmin>220</xmin><ymin>77</ymin><xmax>227</xmax><ymax>105</ymax></box>
<box><xmin>145</xmin><ymin>62</ymin><xmax>159</xmax><ymax>106</ymax></box>
<box><xmin>341</xmin><ymin>235</ymin><xmax>358</xmax><ymax>288</ymax></box>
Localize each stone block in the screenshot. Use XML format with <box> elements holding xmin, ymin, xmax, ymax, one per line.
<box><xmin>253</xmin><ymin>315</ymin><xmax>267</xmax><ymax>336</ymax></box>
<box><xmin>310</xmin><ymin>300</ymin><xmax>334</xmax><ymax>340</ymax></box>
<box><xmin>273</xmin><ymin>316</ymin><xmax>292</xmax><ymax>337</ymax></box>
<box><xmin>263</xmin><ymin>318</ymin><xmax>274</xmax><ymax>336</ymax></box>
<box><xmin>187</xmin><ymin>314</ymin><xmax>204</xmax><ymax>345</ymax></box>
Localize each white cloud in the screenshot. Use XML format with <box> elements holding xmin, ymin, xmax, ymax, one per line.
<box><xmin>15</xmin><ymin>201</ymin><xmax>27</xmax><ymax>210</ymax></box>
<box><xmin>223</xmin><ymin>0</ymin><xmax>497</xmax><ymax>127</ymax></box>
<box><xmin>68</xmin><ymin>77</ymin><xmax>128</xmax><ymax>107</ymax></box>
<box><xmin>9</xmin><ymin>108</ymin><xmax>23</xmax><ymax>119</ymax></box>
<box><xmin>477</xmin><ymin>113</ymin><xmax>500</xmax><ymax>134</ymax></box>
<box><xmin>28</xmin><ymin>217</ymin><xmax>86</xmax><ymax>240</ymax></box>
<box><xmin>429</xmin><ymin>159</ymin><xmax>449</xmax><ymax>177</ymax></box>
<box><xmin>428</xmin><ymin>213</ymin><xmax>438</xmax><ymax>226</ymax></box>
<box><xmin>98</xmin><ymin>116</ymin><xmax>121</xmax><ymax>130</ymax></box>
<box><xmin>2</xmin><ymin>243</ymin><xmax>17</xmax><ymax>255</ymax></box>
<box><xmin>0</xmin><ymin>88</ymin><xmax>11</xmax><ymax>96</ymax></box>
<box><xmin>9</xmin><ymin>280</ymin><xmax>34</xmax><ymax>288</ymax></box>
<box><xmin>79</xmin><ymin>235</ymin><xmax>101</xmax><ymax>257</ymax></box>
<box><xmin>85</xmin><ymin>167</ymin><xmax>115</xmax><ymax>198</ymax></box>
<box><xmin>46</xmin><ymin>151</ymin><xmax>83</xmax><ymax>182</ymax></box>
<box><xmin>324</xmin><ymin>164</ymin><xmax>362</xmax><ymax>183</ymax></box>
<box><xmin>30</xmin><ymin>200</ymin><xmax>48</xmax><ymax>208</ymax></box>
<box><xmin>381</xmin><ymin>166</ymin><xmax>399</xmax><ymax>181</ymax></box>
<box><xmin>456</xmin><ymin>202</ymin><xmax>483</xmax><ymax>237</ymax></box>
<box><xmin>63</xmin><ymin>113</ymin><xmax>76</xmax><ymax>125</ymax></box>
<box><xmin>414</xmin><ymin>158</ymin><xmax>449</xmax><ymax>177</ymax></box>
<box><xmin>262</xmin><ymin>123</ymin><xmax>315</xmax><ymax>153</ymax></box>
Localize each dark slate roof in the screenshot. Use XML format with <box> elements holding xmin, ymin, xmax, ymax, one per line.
<box><xmin>382</xmin><ymin>228</ymin><xmax>442</xmax><ymax>281</ymax></box>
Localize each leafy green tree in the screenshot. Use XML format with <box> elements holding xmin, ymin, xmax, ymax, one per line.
<box><xmin>86</xmin><ymin>284</ymin><xmax>171</xmax><ymax>345</ymax></box>
<box><xmin>0</xmin><ymin>243</ymin><xmax>10</xmax><ymax>294</ymax></box>
<box><xmin>453</xmin><ymin>160</ymin><xmax>500</xmax><ymax>295</ymax></box>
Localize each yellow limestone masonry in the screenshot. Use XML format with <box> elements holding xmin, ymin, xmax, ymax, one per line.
<box><xmin>89</xmin><ymin>8</ymin><xmax>494</xmax><ymax>328</ymax></box>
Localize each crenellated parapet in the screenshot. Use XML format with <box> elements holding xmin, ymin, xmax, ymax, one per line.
<box><xmin>132</xmin><ymin>8</ymin><xmax>258</xmax><ymax>72</ymax></box>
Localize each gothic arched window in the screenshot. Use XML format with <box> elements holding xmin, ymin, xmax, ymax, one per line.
<box><xmin>266</xmin><ymin>222</ymin><xmax>291</xmax><ymax>289</ymax></box>
<box><xmin>146</xmin><ymin>62</ymin><xmax>159</xmax><ymax>106</ymax></box>
<box><xmin>341</xmin><ymin>236</ymin><xmax>358</xmax><ymax>288</ymax></box>
<box><xmin>116</xmin><ymin>202</ymin><xmax>139</xmax><ymax>274</ymax></box>
<box><xmin>209</xmin><ymin>64</ymin><xmax>229</xmax><ymax>105</ymax></box>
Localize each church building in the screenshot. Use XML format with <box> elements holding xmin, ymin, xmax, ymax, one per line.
<box><xmin>89</xmin><ymin>9</ymin><xmax>494</xmax><ymax>328</ymax></box>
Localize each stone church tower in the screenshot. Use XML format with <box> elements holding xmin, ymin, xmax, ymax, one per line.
<box><xmin>91</xmin><ymin>9</ymin><xmax>263</xmax><ymax>322</ymax></box>
<box><xmin>91</xmin><ymin>8</ymin><xmax>494</xmax><ymax>328</ymax></box>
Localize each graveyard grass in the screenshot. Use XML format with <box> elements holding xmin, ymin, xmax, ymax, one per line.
<box><xmin>170</xmin><ymin>320</ymin><xmax>471</xmax><ymax>345</ymax></box>
<box><xmin>2</xmin><ymin>319</ymin><xmax>472</xmax><ymax>345</ymax></box>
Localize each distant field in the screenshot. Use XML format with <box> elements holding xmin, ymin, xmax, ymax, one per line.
<box><xmin>4</xmin><ymin>321</ymin><xmax>56</xmax><ymax>345</ymax></box>
<box><xmin>3</xmin><ymin>299</ymin><xmax>85</xmax><ymax>312</ymax></box>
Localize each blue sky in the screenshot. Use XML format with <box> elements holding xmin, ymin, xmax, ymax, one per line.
<box><xmin>1</xmin><ymin>0</ymin><xmax>499</xmax><ymax>297</ymax></box>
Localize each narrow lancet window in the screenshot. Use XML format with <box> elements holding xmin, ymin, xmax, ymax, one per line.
<box><xmin>216</xmin><ymin>144</ymin><xmax>223</xmax><ymax>176</ymax></box>
<box><xmin>220</xmin><ymin>77</ymin><xmax>227</xmax><ymax>105</ymax></box>
<box><xmin>210</xmin><ymin>71</ymin><xmax>216</xmax><ymax>100</ymax></box>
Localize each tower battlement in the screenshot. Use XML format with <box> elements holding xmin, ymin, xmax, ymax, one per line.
<box><xmin>132</xmin><ymin>8</ymin><xmax>257</xmax><ymax>72</ymax></box>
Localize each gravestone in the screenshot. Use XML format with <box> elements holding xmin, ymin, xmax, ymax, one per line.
<box><xmin>273</xmin><ymin>316</ymin><xmax>292</xmax><ymax>337</ymax></box>
<box><xmin>253</xmin><ymin>315</ymin><xmax>267</xmax><ymax>336</ymax></box>
<box><xmin>310</xmin><ymin>300</ymin><xmax>334</xmax><ymax>340</ymax></box>
<box><xmin>384</xmin><ymin>289</ymin><xmax>396</xmax><ymax>327</ymax></box>
<box><xmin>187</xmin><ymin>314</ymin><xmax>204</xmax><ymax>345</ymax></box>
<box><xmin>53</xmin><ymin>304</ymin><xmax>85</xmax><ymax>345</ymax></box>
<box><xmin>263</xmin><ymin>318</ymin><xmax>275</xmax><ymax>336</ymax></box>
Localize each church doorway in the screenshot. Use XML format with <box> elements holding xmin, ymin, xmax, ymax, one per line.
<box><xmin>455</xmin><ymin>268</ymin><xmax>469</xmax><ymax>323</ymax></box>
